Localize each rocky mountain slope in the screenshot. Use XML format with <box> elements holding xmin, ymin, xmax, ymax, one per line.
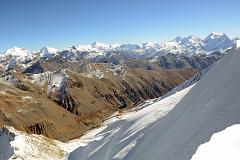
<box><xmin>0</xmin><ymin>65</ymin><xmax>203</xmax><ymax>160</ymax></box>
<box><xmin>0</xmin><ymin>57</ymin><xmax>197</xmax><ymax>141</ymax></box>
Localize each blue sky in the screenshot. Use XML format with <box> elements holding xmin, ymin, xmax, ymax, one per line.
<box><xmin>0</xmin><ymin>0</ymin><xmax>239</xmax><ymax>51</ymax></box>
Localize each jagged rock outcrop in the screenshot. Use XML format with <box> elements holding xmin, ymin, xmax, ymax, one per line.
<box><xmin>47</xmin><ymin>70</ymin><xmax>68</xmax><ymax>101</ymax></box>
<box><xmin>57</xmin><ymin>94</ymin><xmax>79</xmax><ymax>115</ymax></box>
<box><xmin>122</xmin><ymin>80</ymin><xmax>142</xmax><ymax>104</ymax></box>
<box><xmin>25</xmin><ymin>121</ymin><xmax>54</xmax><ymax>136</ymax></box>
<box><xmin>24</xmin><ymin>120</ymin><xmax>73</xmax><ymax>141</ymax></box>
<box><xmin>46</xmin><ymin>70</ymin><xmax>81</xmax><ymax>115</ymax></box>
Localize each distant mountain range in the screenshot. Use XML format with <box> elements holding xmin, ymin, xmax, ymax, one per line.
<box><xmin>0</xmin><ymin>32</ymin><xmax>237</xmax><ymax>60</ymax></box>
<box><xmin>0</xmin><ymin>32</ymin><xmax>234</xmax><ymax>76</ymax></box>
<box><xmin>62</xmin><ymin>32</ymin><xmax>236</xmax><ymax>57</ymax></box>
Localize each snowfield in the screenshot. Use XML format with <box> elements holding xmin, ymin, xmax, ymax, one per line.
<box><xmin>40</xmin><ymin>47</ymin><xmax>58</xmax><ymax>58</ymax></box>
<box><xmin>67</xmin><ymin>85</ymin><xmax>195</xmax><ymax>160</ymax></box>
<box><xmin>0</xmin><ymin>127</ymin><xmax>67</xmax><ymax>160</ymax></box>
<box><xmin>192</xmin><ymin>124</ymin><xmax>240</xmax><ymax>160</ymax></box>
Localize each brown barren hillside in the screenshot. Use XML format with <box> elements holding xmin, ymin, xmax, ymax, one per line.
<box><xmin>0</xmin><ymin>62</ymin><xmax>198</xmax><ymax>141</ymax></box>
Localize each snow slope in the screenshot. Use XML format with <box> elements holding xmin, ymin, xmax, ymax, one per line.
<box><xmin>123</xmin><ymin>41</ymin><xmax>240</xmax><ymax>160</ymax></box>
<box><xmin>67</xmin><ymin>85</ymin><xmax>195</xmax><ymax>160</ymax></box>
<box><xmin>0</xmin><ymin>126</ymin><xmax>67</xmax><ymax>160</ymax></box>
<box><xmin>68</xmin><ymin>43</ymin><xmax>240</xmax><ymax>160</ymax></box>
<box><xmin>192</xmin><ymin>124</ymin><xmax>240</xmax><ymax>160</ymax></box>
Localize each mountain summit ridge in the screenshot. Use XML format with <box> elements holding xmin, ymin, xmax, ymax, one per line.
<box><xmin>1</xmin><ymin>32</ymin><xmax>234</xmax><ymax>58</ymax></box>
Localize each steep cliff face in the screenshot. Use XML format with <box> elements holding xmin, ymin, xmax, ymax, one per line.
<box><xmin>47</xmin><ymin>70</ymin><xmax>68</xmax><ymax>101</ymax></box>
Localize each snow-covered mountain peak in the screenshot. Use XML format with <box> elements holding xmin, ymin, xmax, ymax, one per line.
<box><xmin>157</xmin><ymin>41</ymin><xmax>182</xmax><ymax>54</ymax></box>
<box><xmin>180</xmin><ymin>35</ymin><xmax>203</xmax><ymax>45</ymax></box>
<box><xmin>234</xmin><ymin>40</ymin><xmax>240</xmax><ymax>49</ymax></box>
<box><xmin>71</xmin><ymin>42</ymin><xmax>113</xmax><ymax>52</ymax></box>
<box><xmin>91</xmin><ymin>42</ymin><xmax>110</xmax><ymax>49</ymax></box>
<box><xmin>208</xmin><ymin>32</ymin><xmax>226</xmax><ymax>39</ymax></box>
<box><xmin>40</xmin><ymin>46</ymin><xmax>58</xmax><ymax>53</ymax></box>
<box><xmin>171</xmin><ymin>35</ymin><xmax>204</xmax><ymax>55</ymax></box>
<box><xmin>4</xmin><ymin>47</ymin><xmax>29</xmax><ymax>57</ymax></box>
<box><xmin>204</xmin><ymin>32</ymin><xmax>229</xmax><ymax>41</ymax></box>
<box><xmin>0</xmin><ymin>32</ymin><xmax>235</xmax><ymax>61</ymax></box>
<box><xmin>203</xmin><ymin>32</ymin><xmax>233</xmax><ymax>52</ymax></box>
<box><xmin>119</xmin><ymin>43</ymin><xmax>142</xmax><ymax>50</ymax></box>
<box><xmin>109</xmin><ymin>43</ymin><xmax>120</xmax><ymax>49</ymax></box>
<box><xmin>173</xmin><ymin>36</ymin><xmax>183</xmax><ymax>43</ymax></box>
<box><xmin>40</xmin><ymin>47</ymin><xmax>58</xmax><ymax>58</ymax></box>
<box><xmin>173</xmin><ymin>35</ymin><xmax>202</xmax><ymax>44</ymax></box>
<box><xmin>188</xmin><ymin>35</ymin><xmax>202</xmax><ymax>41</ymax></box>
<box><xmin>75</xmin><ymin>44</ymin><xmax>93</xmax><ymax>52</ymax></box>
<box><xmin>141</xmin><ymin>42</ymin><xmax>155</xmax><ymax>49</ymax></box>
